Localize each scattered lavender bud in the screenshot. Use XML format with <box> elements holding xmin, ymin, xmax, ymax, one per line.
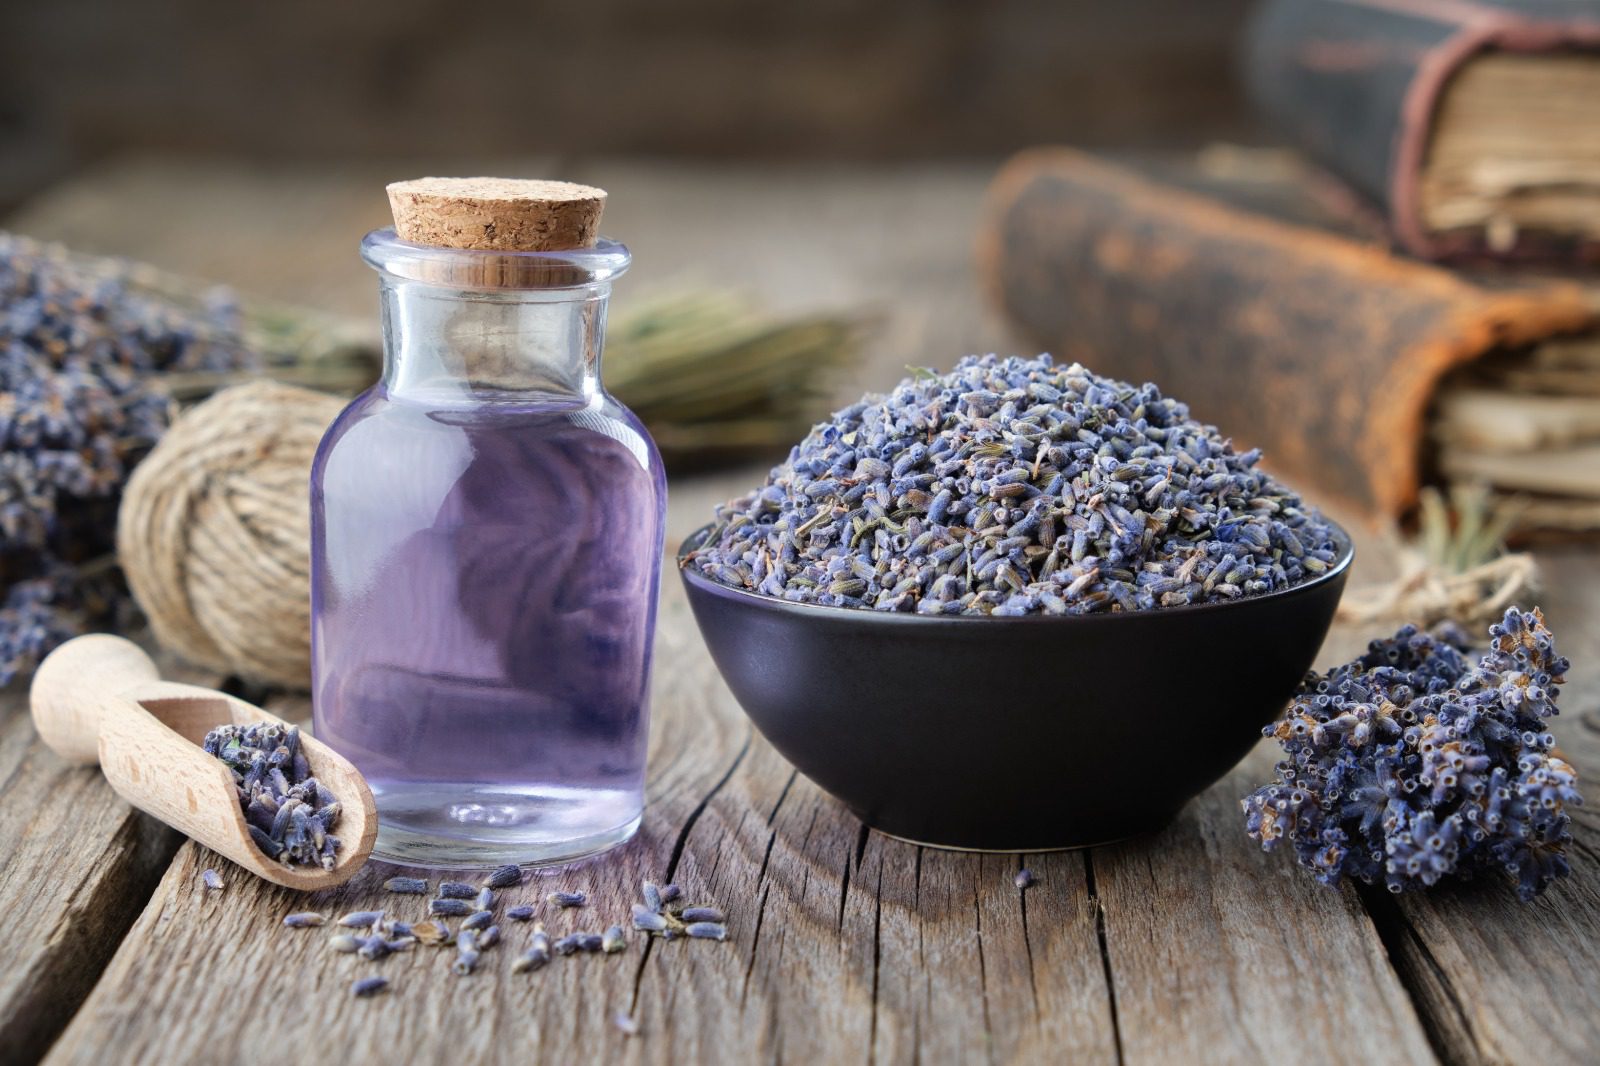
<box><xmin>659</xmin><ymin>884</ymin><xmax>682</xmax><ymax>905</ymax></box>
<box><xmin>283</xmin><ymin>912</ymin><xmax>326</xmax><ymax>928</ymax></box>
<box><xmin>201</xmin><ymin>869</ymin><xmax>224</xmax><ymax>892</ymax></box>
<box><xmin>475</xmin><ymin>887</ymin><xmax>496</xmax><ymax>911</ymax></box>
<box><xmin>548</xmin><ymin>891</ymin><xmax>586</xmax><ymax>908</ymax></box>
<box><xmin>452</xmin><ymin>948</ymin><xmax>480</xmax><ymax>976</ymax></box>
<box><xmin>552</xmin><ymin>934</ymin><xmax>582</xmax><ymax>956</ymax></box>
<box><xmin>513</xmin><ymin>927</ymin><xmax>552</xmax><ymax>973</ymax></box>
<box><xmin>437</xmin><ymin>881</ymin><xmax>477</xmax><ymax>900</ymax></box>
<box><xmin>602</xmin><ymin>926</ymin><xmax>626</xmax><ymax>954</ymax></box>
<box><xmin>461</xmin><ymin>910</ymin><xmax>494</xmax><ymax>932</ymax></box>
<box><xmin>685</xmin><ymin>922</ymin><xmax>727</xmax><ymax>941</ymax></box>
<box><xmin>506</xmin><ymin>905</ymin><xmax>537</xmax><ymax>922</ymax></box>
<box><xmin>429</xmin><ymin>899</ymin><xmax>472</xmax><ymax>917</ymax></box>
<box><xmin>641</xmin><ymin>881</ymin><xmax>663</xmax><ymax>913</ymax></box>
<box><xmin>337</xmin><ymin>910</ymin><xmax>385</xmax><ymax>929</ymax></box>
<box><xmin>384</xmin><ymin>876</ymin><xmax>429</xmax><ymax>895</ymax></box>
<box><xmin>328</xmin><ymin>934</ymin><xmax>361</xmax><ymax>954</ymax></box>
<box><xmin>631</xmin><ymin>905</ymin><xmax>669</xmax><ymax>933</ymax></box>
<box><xmin>387</xmin><ymin>921</ymin><xmax>415</xmax><ymax>938</ymax></box>
<box><xmin>486</xmin><ymin>864</ymin><xmax>523</xmax><ymax>889</ymax></box>
<box><xmin>576</xmin><ymin>933</ymin><xmax>604</xmax><ymax>953</ymax></box>
<box><xmin>680</xmin><ymin>906</ymin><xmax>724</xmax><ymax>923</ymax></box>
<box><xmin>351</xmin><ymin>976</ymin><xmax>389</xmax><ymax>998</ymax></box>
<box><xmin>357</xmin><ymin>936</ymin><xmax>392</xmax><ymax>961</ymax></box>
<box><xmin>613</xmin><ymin>1012</ymin><xmax>640</xmax><ymax>1037</ymax></box>
<box><xmin>411</xmin><ymin>920</ymin><xmax>451</xmax><ymax>946</ymax></box>
<box><xmin>688</xmin><ymin>355</ymin><xmax>1342</xmax><ymax>617</ymax></box>
<box><xmin>456</xmin><ymin>929</ymin><xmax>478</xmax><ymax>954</ymax></box>
<box><xmin>385</xmin><ymin>937</ymin><xmax>416</xmax><ymax>953</ymax></box>
<box><xmin>1244</xmin><ymin>607</ymin><xmax>1582</xmax><ymax>901</ymax></box>
<box><xmin>1014</xmin><ymin>869</ymin><xmax>1036</xmax><ymax>890</ymax></box>
<box><xmin>478</xmin><ymin>925</ymin><xmax>501</xmax><ymax>950</ymax></box>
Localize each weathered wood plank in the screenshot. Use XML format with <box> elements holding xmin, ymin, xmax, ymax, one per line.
<box><xmin>1094</xmin><ymin>754</ymin><xmax>1438</xmax><ymax>1066</ymax></box>
<box><xmin>0</xmin><ymin>685</ymin><xmax>180</xmax><ymax>1062</ymax></box>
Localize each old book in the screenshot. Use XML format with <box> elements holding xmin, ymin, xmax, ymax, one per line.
<box><xmin>977</xmin><ymin>147</ymin><xmax>1597</xmax><ymax>525</ymax></box>
<box><xmin>1245</xmin><ymin>0</ymin><xmax>1600</xmax><ymax>264</ymax></box>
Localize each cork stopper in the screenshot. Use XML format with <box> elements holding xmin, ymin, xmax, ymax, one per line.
<box><xmin>386</xmin><ymin>177</ymin><xmax>606</xmax><ymax>252</ymax></box>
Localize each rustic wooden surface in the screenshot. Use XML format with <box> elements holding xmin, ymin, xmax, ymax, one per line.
<box><xmin>4</xmin><ymin>161</ymin><xmax>1600</xmax><ymax>1065</ymax></box>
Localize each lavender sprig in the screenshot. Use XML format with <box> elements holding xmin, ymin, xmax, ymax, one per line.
<box><xmin>1244</xmin><ymin>607</ymin><xmax>1581</xmax><ymax>900</ymax></box>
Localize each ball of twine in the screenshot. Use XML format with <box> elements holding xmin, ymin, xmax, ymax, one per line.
<box><xmin>118</xmin><ymin>381</ymin><xmax>345</xmax><ymax>688</ymax></box>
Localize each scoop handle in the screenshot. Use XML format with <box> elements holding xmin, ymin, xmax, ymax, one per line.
<box><xmin>31</xmin><ymin>634</ymin><xmax>163</xmax><ymax>765</ymax></box>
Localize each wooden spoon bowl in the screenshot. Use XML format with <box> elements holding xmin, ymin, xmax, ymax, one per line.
<box><xmin>31</xmin><ymin>634</ymin><xmax>376</xmax><ymax>891</ymax></box>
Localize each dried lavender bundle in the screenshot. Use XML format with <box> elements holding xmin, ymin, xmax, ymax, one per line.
<box><xmin>1244</xmin><ymin>607</ymin><xmax>1582</xmax><ymax>900</ymax></box>
<box><xmin>0</xmin><ymin>233</ymin><xmax>257</xmax><ymax>684</ymax></box>
<box><xmin>203</xmin><ymin>722</ymin><xmax>341</xmax><ymax>869</ymax></box>
<box><xmin>688</xmin><ymin>355</ymin><xmax>1341</xmax><ymax>615</ymax></box>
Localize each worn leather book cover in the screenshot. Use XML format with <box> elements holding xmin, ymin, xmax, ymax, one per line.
<box><xmin>1245</xmin><ymin>0</ymin><xmax>1600</xmax><ymax>265</ymax></box>
<box><xmin>977</xmin><ymin>148</ymin><xmax>1596</xmax><ymax>521</ymax></box>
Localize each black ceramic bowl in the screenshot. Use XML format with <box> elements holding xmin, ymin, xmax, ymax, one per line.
<box><xmin>680</xmin><ymin>525</ymin><xmax>1352</xmax><ymax>850</ymax></box>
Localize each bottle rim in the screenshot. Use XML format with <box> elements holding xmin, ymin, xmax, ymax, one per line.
<box><xmin>360</xmin><ymin>227</ymin><xmax>631</xmax><ymax>290</ymax></box>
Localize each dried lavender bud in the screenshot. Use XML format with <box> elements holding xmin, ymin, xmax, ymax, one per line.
<box><xmin>1013</xmin><ymin>869</ymin><xmax>1036</xmax><ymax>890</ymax></box>
<box><xmin>386</xmin><ymin>920</ymin><xmax>415</xmax><ymax>938</ymax></box>
<box><xmin>631</xmin><ymin>905</ymin><xmax>669</xmax><ymax>933</ymax></box>
<box><xmin>282</xmin><ymin>912</ymin><xmax>326</xmax><ymax>928</ymax></box>
<box><xmin>513</xmin><ymin>928</ymin><xmax>551</xmax><ymax>973</ymax></box>
<box><xmin>337</xmin><ymin>910</ymin><xmax>385</xmax><ymax>929</ymax></box>
<box><xmin>659</xmin><ymin>884</ymin><xmax>682</xmax><ymax>904</ymax></box>
<box><xmin>385</xmin><ymin>937</ymin><xmax>416</xmax><ymax>953</ymax></box>
<box><xmin>351</xmin><ymin>976</ymin><xmax>389</xmax><ymax>998</ymax></box>
<box><xmin>688</xmin><ymin>355</ymin><xmax>1341</xmax><ymax>616</ymax></box>
<box><xmin>201</xmin><ymin>869</ymin><xmax>223</xmax><ymax>891</ymax></box>
<box><xmin>1244</xmin><ymin>607</ymin><xmax>1582</xmax><ymax>901</ymax></box>
<box><xmin>685</xmin><ymin>922</ymin><xmax>728</xmax><ymax>941</ymax></box>
<box><xmin>478</xmin><ymin>925</ymin><xmax>501</xmax><ymax>950</ymax></box>
<box><xmin>461</xmin><ymin>910</ymin><xmax>494</xmax><ymax>932</ymax></box>
<box><xmin>456</xmin><ymin>929</ymin><xmax>478</xmax><ymax>954</ymax></box>
<box><xmin>475</xmin><ymin>887</ymin><xmax>496</xmax><ymax>911</ymax></box>
<box><xmin>506</xmin><ymin>905</ymin><xmax>536</xmax><ymax>922</ymax></box>
<box><xmin>602</xmin><ymin>926</ymin><xmax>626</xmax><ymax>954</ymax></box>
<box><xmin>0</xmin><ymin>235</ymin><xmax>257</xmax><ymax>684</ymax></box>
<box><xmin>679</xmin><ymin>906</ymin><xmax>724</xmax><ymax>923</ymax></box>
<box><xmin>328</xmin><ymin>934</ymin><xmax>361</xmax><ymax>954</ymax></box>
<box><xmin>207</xmin><ymin>723</ymin><xmax>340</xmax><ymax>869</ymax></box>
<box><xmin>641</xmin><ymin>881</ymin><xmax>663</xmax><ymax>913</ymax></box>
<box><xmin>552</xmin><ymin>934</ymin><xmax>582</xmax><ymax>956</ymax></box>
<box><xmin>384</xmin><ymin>876</ymin><xmax>429</xmax><ymax>895</ymax></box>
<box><xmin>357</xmin><ymin>936</ymin><xmax>391</xmax><ymax>961</ymax></box>
<box><xmin>437</xmin><ymin>881</ymin><xmax>477</xmax><ymax>899</ymax></box>
<box><xmin>613</xmin><ymin>1012</ymin><xmax>640</xmax><ymax>1037</ymax></box>
<box><xmin>548</xmin><ymin>891</ymin><xmax>586</xmax><ymax>908</ymax></box>
<box><xmin>576</xmin><ymin>933</ymin><xmax>604</xmax><ymax>953</ymax></box>
<box><xmin>485</xmin><ymin>864</ymin><xmax>523</xmax><ymax>889</ymax></box>
<box><xmin>429</xmin><ymin>899</ymin><xmax>472</xmax><ymax>917</ymax></box>
<box><xmin>410</xmin><ymin>920</ymin><xmax>451</xmax><ymax>946</ymax></box>
<box><xmin>452</xmin><ymin>948</ymin><xmax>480</xmax><ymax>976</ymax></box>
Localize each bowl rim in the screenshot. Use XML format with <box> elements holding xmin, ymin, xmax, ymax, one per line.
<box><xmin>677</xmin><ymin>519</ymin><xmax>1354</xmax><ymax>625</ymax></box>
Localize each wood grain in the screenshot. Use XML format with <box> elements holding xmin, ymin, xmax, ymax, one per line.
<box><xmin>0</xmin><ymin>686</ymin><xmax>180</xmax><ymax>1062</ymax></box>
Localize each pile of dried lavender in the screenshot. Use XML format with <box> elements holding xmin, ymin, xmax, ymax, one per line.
<box><xmin>1244</xmin><ymin>606</ymin><xmax>1581</xmax><ymax>900</ymax></box>
<box><xmin>0</xmin><ymin>233</ymin><xmax>256</xmax><ymax>683</ymax></box>
<box><xmin>204</xmin><ymin>722</ymin><xmax>340</xmax><ymax>869</ymax></box>
<box><xmin>687</xmin><ymin>354</ymin><xmax>1341</xmax><ymax>615</ymax></box>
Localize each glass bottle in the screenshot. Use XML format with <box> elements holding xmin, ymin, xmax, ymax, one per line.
<box><xmin>310</xmin><ymin>219</ymin><xmax>665</xmax><ymax>867</ymax></box>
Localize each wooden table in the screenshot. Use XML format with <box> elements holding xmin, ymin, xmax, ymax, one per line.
<box><xmin>4</xmin><ymin>161</ymin><xmax>1600</xmax><ymax>1065</ymax></box>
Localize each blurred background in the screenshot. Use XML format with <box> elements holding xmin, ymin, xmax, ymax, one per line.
<box><xmin>0</xmin><ymin>1</ymin><xmax>1255</xmax><ymax>196</ymax></box>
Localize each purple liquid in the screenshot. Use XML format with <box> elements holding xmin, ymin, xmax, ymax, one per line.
<box><xmin>311</xmin><ymin>387</ymin><xmax>665</xmax><ymax>866</ymax></box>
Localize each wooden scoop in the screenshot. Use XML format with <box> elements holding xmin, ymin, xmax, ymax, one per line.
<box><xmin>30</xmin><ymin>634</ymin><xmax>376</xmax><ymax>891</ymax></box>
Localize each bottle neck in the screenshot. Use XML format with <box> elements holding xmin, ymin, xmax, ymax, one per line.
<box><xmin>379</xmin><ymin>277</ymin><xmax>611</xmax><ymax>405</ymax></box>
